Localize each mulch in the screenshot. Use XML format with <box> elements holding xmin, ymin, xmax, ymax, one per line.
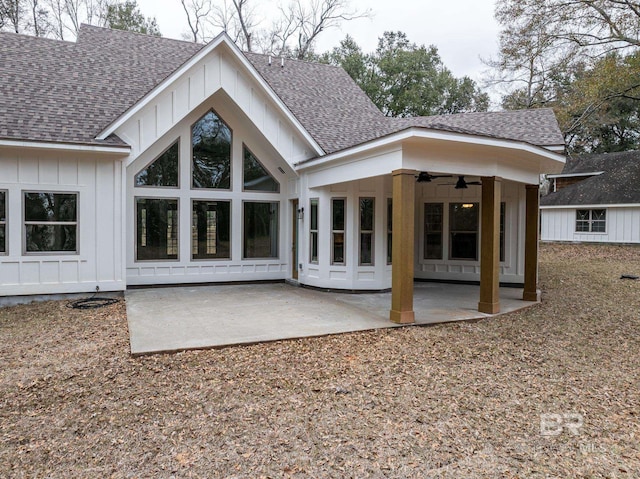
<box><xmin>1</xmin><ymin>243</ymin><xmax>639</xmax><ymax>478</ymax></box>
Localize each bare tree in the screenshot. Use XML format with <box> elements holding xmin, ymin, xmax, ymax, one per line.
<box><xmin>46</xmin><ymin>0</ymin><xmax>66</xmax><ymax>38</ymax></box>
<box><xmin>180</xmin><ymin>0</ymin><xmax>212</xmax><ymax>42</ymax></box>
<box><xmin>27</xmin><ymin>0</ymin><xmax>50</xmax><ymax>36</ymax></box>
<box><xmin>179</xmin><ymin>0</ymin><xmax>369</xmax><ymax>59</ymax></box>
<box><xmin>1</xmin><ymin>0</ymin><xmax>24</xmax><ymax>33</ymax></box>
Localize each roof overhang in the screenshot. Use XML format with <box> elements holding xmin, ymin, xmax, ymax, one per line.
<box><xmin>95</xmin><ymin>32</ymin><xmax>324</xmax><ymax>157</ymax></box>
<box><xmin>547</xmin><ymin>171</ymin><xmax>603</xmax><ymax>178</ymax></box>
<box><xmin>296</xmin><ymin>127</ymin><xmax>566</xmax><ymax>175</ymax></box>
<box><xmin>0</xmin><ymin>138</ymin><xmax>131</xmax><ymax>157</ymax></box>
<box><xmin>541</xmin><ymin>203</ymin><xmax>640</xmax><ymax>209</ymax></box>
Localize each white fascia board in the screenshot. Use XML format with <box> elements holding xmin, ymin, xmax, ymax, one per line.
<box><xmin>541</xmin><ymin>203</ymin><xmax>640</xmax><ymax>209</ymax></box>
<box><xmin>95</xmin><ymin>33</ymin><xmax>324</xmax><ymax>157</ymax></box>
<box><xmin>295</xmin><ymin>127</ymin><xmax>566</xmax><ymax>171</ymax></box>
<box><xmin>546</xmin><ymin>145</ymin><xmax>566</xmax><ymax>152</ymax></box>
<box><xmin>547</xmin><ymin>171</ymin><xmax>603</xmax><ymax>178</ymax></box>
<box><xmin>0</xmin><ymin>138</ymin><xmax>130</xmax><ymax>157</ymax></box>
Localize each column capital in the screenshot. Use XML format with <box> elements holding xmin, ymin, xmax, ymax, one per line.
<box><xmin>525</xmin><ymin>184</ymin><xmax>540</xmax><ymax>191</ymax></box>
<box><xmin>391</xmin><ymin>168</ymin><xmax>417</xmax><ymax>177</ymax></box>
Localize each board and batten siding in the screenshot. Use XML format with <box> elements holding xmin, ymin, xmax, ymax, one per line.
<box><xmin>541</xmin><ymin>206</ymin><xmax>640</xmax><ymax>243</ymax></box>
<box><xmin>124</xmin><ymin>91</ymin><xmax>298</xmax><ymax>286</ymax></box>
<box><xmin>115</xmin><ymin>47</ymin><xmax>315</xmax><ymax>170</ymax></box>
<box><xmin>296</xmin><ymin>176</ymin><xmax>528</xmax><ymax>291</ymax></box>
<box><xmin>0</xmin><ymin>150</ymin><xmax>125</xmax><ymax>296</ymax></box>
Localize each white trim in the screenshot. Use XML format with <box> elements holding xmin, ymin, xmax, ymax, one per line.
<box><xmin>541</xmin><ymin>203</ymin><xmax>640</xmax><ymax>209</ymax></box>
<box><xmin>0</xmin><ymin>138</ymin><xmax>130</xmax><ymax>156</ymax></box>
<box><xmin>295</xmin><ymin>127</ymin><xmax>566</xmax><ymax>171</ymax></box>
<box><xmin>95</xmin><ymin>32</ymin><xmax>324</xmax><ymax>157</ymax></box>
<box><xmin>546</xmin><ymin>145</ymin><xmax>566</xmax><ymax>152</ymax></box>
<box><xmin>547</xmin><ymin>171</ymin><xmax>603</xmax><ymax>179</ymax></box>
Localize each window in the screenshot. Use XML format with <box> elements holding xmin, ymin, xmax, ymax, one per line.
<box><xmin>243</xmin><ymin>202</ymin><xmax>279</xmax><ymax>258</ymax></box>
<box><xmin>449</xmin><ymin>203</ymin><xmax>479</xmax><ymax>260</ymax></box>
<box><xmin>576</xmin><ymin>209</ymin><xmax>606</xmax><ymax>233</ymax></box>
<box><xmin>424</xmin><ymin>203</ymin><xmax>443</xmax><ymax>260</ymax></box>
<box><xmin>136</xmin><ymin>198</ymin><xmax>179</xmax><ymax>261</ymax></box>
<box><xmin>309</xmin><ymin>198</ymin><xmax>318</xmax><ymax>263</ymax></box>
<box><xmin>192</xmin><ymin>200</ymin><xmax>231</xmax><ymax>260</ymax></box>
<box><xmin>387</xmin><ymin>198</ymin><xmax>392</xmax><ymax>264</ymax></box>
<box><xmin>24</xmin><ymin>192</ymin><xmax>78</xmax><ymax>253</ymax></box>
<box><xmin>359</xmin><ymin>197</ymin><xmax>374</xmax><ymax>265</ymax></box>
<box><xmin>243</xmin><ymin>145</ymin><xmax>279</xmax><ymax>192</ymax></box>
<box><xmin>192</xmin><ymin>110</ymin><xmax>232</xmax><ymax>189</ymax></box>
<box><xmin>135</xmin><ymin>140</ymin><xmax>179</xmax><ymax>187</ymax></box>
<box><xmin>331</xmin><ymin>198</ymin><xmax>345</xmax><ymax>264</ymax></box>
<box><xmin>500</xmin><ymin>202</ymin><xmax>506</xmax><ymax>262</ymax></box>
<box><xmin>0</xmin><ymin>191</ymin><xmax>6</xmax><ymax>253</ymax></box>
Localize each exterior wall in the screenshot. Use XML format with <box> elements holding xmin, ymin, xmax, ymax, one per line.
<box><xmin>115</xmin><ymin>46</ymin><xmax>315</xmax><ymax>167</ymax></box>
<box><xmin>415</xmin><ymin>179</ymin><xmax>525</xmax><ymax>284</ymax></box>
<box><xmin>125</xmin><ymin>95</ymin><xmax>297</xmax><ymax>286</ymax></box>
<box><xmin>541</xmin><ymin>206</ymin><xmax>640</xmax><ymax>243</ymax></box>
<box><xmin>0</xmin><ymin>149</ymin><xmax>125</xmax><ymax>296</ymax></box>
<box><xmin>296</xmin><ymin>176</ymin><xmax>527</xmax><ymax>290</ymax></box>
<box><xmin>297</xmin><ymin>176</ymin><xmax>393</xmax><ymax>290</ymax></box>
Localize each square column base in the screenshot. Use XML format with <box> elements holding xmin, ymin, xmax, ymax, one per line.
<box><xmin>478</xmin><ymin>301</ymin><xmax>500</xmax><ymax>314</ymax></box>
<box><xmin>390</xmin><ymin>309</ymin><xmax>415</xmax><ymax>324</ymax></box>
<box><xmin>522</xmin><ymin>290</ymin><xmax>540</xmax><ymax>302</ymax></box>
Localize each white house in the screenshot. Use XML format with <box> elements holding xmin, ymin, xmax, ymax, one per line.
<box><xmin>0</xmin><ymin>26</ymin><xmax>566</xmax><ymax>322</ymax></box>
<box><xmin>541</xmin><ymin>150</ymin><xmax>640</xmax><ymax>243</ymax></box>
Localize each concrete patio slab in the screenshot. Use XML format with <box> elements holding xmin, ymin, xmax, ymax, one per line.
<box><xmin>125</xmin><ymin>282</ymin><xmax>533</xmax><ymax>354</ymax></box>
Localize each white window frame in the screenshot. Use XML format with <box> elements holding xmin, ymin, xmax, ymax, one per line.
<box><xmin>331</xmin><ymin>198</ymin><xmax>346</xmax><ymax>265</ymax></box>
<box><xmin>134</xmin><ymin>197</ymin><xmax>180</xmax><ymax>262</ymax></box>
<box><xmin>359</xmin><ymin>197</ymin><xmax>375</xmax><ymax>266</ymax></box>
<box><xmin>0</xmin><ymin>190</ymin><xmax>6</xmax><ymax>255</ymax></box>
<box><xmin>309</xmin><ymin>198</ymin><xmax>319</xmax><ymax>264</ymax></box>
<box><xmin>576</xmin><ymin>209</ymin><xmax>607</xmax><ymax>233</ymax></box>
<box><xmin>23</xmin><ymin>191</ymin><xmax>79</xmax><ymax>255</ymax></box>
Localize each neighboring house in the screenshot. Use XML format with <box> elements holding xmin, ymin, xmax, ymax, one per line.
<box><xmin>0</xmin><ymin>26</ymin><xmax>566</xmax><ymax>322</ymax></box>
<box><xmin>541</xmin><ymin>150</ymin><xmax>640</xmax><ymax>244</ymax></box>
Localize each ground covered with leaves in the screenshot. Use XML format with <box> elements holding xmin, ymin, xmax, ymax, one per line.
<box><xmin>1</xmin><ymin>243</ymin><xmax>639</xmax><ymax>478</ymax></box>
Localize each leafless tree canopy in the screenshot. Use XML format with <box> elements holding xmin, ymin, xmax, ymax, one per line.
<box><xmin>179</xmin><ymin>0</ymin><xmax>370</xmax><ymax>59</ymax></box>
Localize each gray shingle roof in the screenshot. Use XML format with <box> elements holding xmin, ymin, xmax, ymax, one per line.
<box><xmin>541</xmin><ymin>150</ymin><xmax>640</xmax><ymax>206</ymax></box>
<box><xmin>0</xmin><ymin>25</ymin><xmax>564</xmax><ymax>154</ymax></box>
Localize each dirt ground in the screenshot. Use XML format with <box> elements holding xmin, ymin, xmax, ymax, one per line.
<box><xmin>1</xmin><ymin>243</ymin><xmax>639</xmax><ymax>478</ymax></box>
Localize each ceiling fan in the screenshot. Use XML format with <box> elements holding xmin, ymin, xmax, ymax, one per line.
<box><xmin>415</xmin><ymin>172</ymin><xmax>453</xmax><ymax>183</ymax></box>
<box><xmin>449</xmin><ymin>176</ymin><xmax>482</xmax><ymax>189</ymax></box>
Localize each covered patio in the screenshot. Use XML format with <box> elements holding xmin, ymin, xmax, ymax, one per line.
<box><xmin>126</xmin><ymin>282</ymin><xmax>534</xmax><ymax>354</ymax></box>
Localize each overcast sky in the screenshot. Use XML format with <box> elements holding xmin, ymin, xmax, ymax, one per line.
<box><xmin>137</xmin><ymin>0</ymin><xmax>501</xmax><ymax>85</ymax></box>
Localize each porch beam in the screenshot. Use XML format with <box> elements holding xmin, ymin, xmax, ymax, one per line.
<box><xmin>390</xmin><ymin>169</ymin><xmax>416</xmax><ymax>324</ymax></box>
<box><xmin>523</xmin><ymin>184</ymin><xmax>540</xmax><ymax>301</ymax></box>
<box><xmin>478</xmin><ymin>176</ymin><xmax>502</xmax><ymax>314</ymax></box>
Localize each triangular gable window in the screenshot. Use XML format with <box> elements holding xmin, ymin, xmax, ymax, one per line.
<box><xmin>135</xmin><ymin>141</ymin><xmax>179</xmax><ymax>187</ymax></box>
<box><xmin>243</xmin><ymin>145</ymin><xmax>279</xmax><ymax>192</ymax></box>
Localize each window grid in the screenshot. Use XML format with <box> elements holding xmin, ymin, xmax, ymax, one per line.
<box><xmin>424</xmin><ymin>203</ymin><xmax>444</xmax><ymax>260</ymax></box>
<box><xmin>576</xmin><ymin>209</ymin><xmax>606</xmax><ymax>233</ymax></box>
<box><xmin>449</xmin><ymin>202</ymin><xmax>479</xmax><ymax>261</ymax></box>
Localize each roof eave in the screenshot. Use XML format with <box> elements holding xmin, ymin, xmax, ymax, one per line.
<box><xmin>0</xmin><ymin>138</ymin><xmax>131</xmax><ymax>156</ymax></box>
<box><xmin>295</xmin><ymin>126</ymin><xmax>566</xmax><ymax>170</ymax></box>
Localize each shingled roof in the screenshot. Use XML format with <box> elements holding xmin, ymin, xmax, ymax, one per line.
<box><xmin>541</xmin><ymin>150</ymin><xmax>640</xmax><ymax>206</ymax></box>
<box><xmin>0</xmin><ymin>25</ymin><xmax>564</xmax><ymax>154</ymax></box>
